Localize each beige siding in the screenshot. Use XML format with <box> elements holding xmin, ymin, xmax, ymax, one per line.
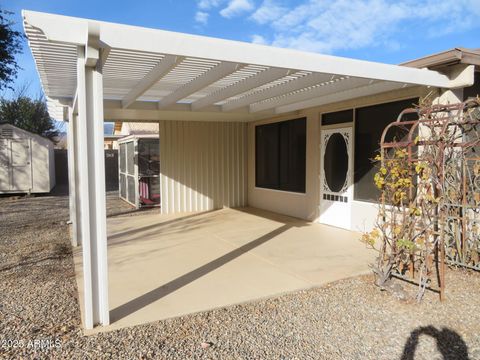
<box><xmin>159</xmin><ymin>120</ymin><xmax>247</xmax><ymax>214</ymax></box>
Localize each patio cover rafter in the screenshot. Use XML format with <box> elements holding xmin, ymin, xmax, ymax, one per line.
<box><xmin>157</xmin><ymin>61</ymin><xmax>242</xmax><ymax>109</ymax></box>
<box><xmin>121</xmin><ymin>55</ymin><xmax>183</xmax><ymax>109</ymax></box>
<box><xmin>191</xmin><ymin>67</ymin><xmax>290</xmax><ymax>111</ymax></box>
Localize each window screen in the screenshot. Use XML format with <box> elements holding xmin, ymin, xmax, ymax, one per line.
<box><xmin>119</xmin><ymin>173</ymin><xmax>126</xmax><ymax>198</ymax></box>
<box><xmin>127</xmin><ymin>176</ymin><xmax>135</xmax><ymax>204</ymax></box>
<box><xmin>322</xmin><ymin>109</ymin><xmax>353</xmax><ymax>126</ymax></box>
<box><xmin>354</xmin><ymin>98</ymin><xmax>418</xmax><ymax>202</ymax></box>
<box><xmin>126</xmin><ymin>142</ymin><xmax>135</xmax><ymax>175</ymax></box>
<box><xmin>138</xmin><ymin>139</ymin><xmax>160</xmax><ymax>176</ymax></box>
<box><xmin>464</xmin><ymin>72</ymin><xmax>480</xmax><ymax>100</ymax></box>
<box><xmin>119</xmin><ymin>144</ymin><xmax>126</xmax><ymax>173</ymax></box>
<box><xmin>255</xmin><ymin>118</ymin><xmax>306</xmax><ymax>193</ymax></box>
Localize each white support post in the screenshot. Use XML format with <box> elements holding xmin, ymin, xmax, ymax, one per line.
<box><xmin>73</xmin><ymin>113</ymin><xmax>82</xmax><ymax>247</ymax></box>
<box><xmin>76</xmin><ymin>44</ymin><xmax>110</xmax><ymax>329</ymax></box>
<box><xmin>67</xmin><ymin>108</ymin><xmax>79</xmax><ymax>247</ymax></box>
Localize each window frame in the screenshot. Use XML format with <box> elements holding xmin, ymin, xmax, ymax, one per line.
<box><xmin>255</xmin><ymin>117</ymin><xmax>307</xmax><ymax>194</ymax></box>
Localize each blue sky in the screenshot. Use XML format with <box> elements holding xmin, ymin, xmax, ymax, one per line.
<box><xmin>2</xmin><ymin>0</ymin><xmax>480</xmax><ymax>100</ymax></box>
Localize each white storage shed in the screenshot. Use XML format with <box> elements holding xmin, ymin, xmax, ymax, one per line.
<box><xmin>0</xmin><ymin>123</ymin><xmax>56</xmax><ymax>194</ymax></box>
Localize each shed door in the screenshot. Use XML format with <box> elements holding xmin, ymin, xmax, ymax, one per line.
<box><xmin>11</xmin><ymin>139</ymin><xmax>32</xmax><ymax>191</ymax></box>
<box><xmin>0</xmin><ymin>139</ymin><xmax>10</xmax><ymax>190</ymax></box>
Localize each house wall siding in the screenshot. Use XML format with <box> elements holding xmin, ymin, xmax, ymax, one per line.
<box><xmin>159</xmin><ymin>120</ymin><xmax>247</xmax><ymax>214</ymax></box>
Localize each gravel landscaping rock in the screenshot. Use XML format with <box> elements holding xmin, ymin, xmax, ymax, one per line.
<box><xmin>0</xmin><ymin>191</ymin><xmax>479</xmax><ymax>359</ymax></box>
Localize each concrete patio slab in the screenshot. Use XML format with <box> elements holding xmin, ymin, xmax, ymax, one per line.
<box><xmin>74</xmin><ymin>207</ymin><xmax>375</xmax><ymax>333</ymax></box>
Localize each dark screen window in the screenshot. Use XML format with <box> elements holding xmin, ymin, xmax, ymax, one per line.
<box><xmin>138</xmin><ymin>139</ymin><xmax>160</xmax><ymax>176</ymax></box>
<box><xmin>354</xmin><ymin>98</ymin><xmax>418</xmax><ymax>202</ymax></box>
<box><xmin>464</xmin><ymin>72</ymin><xmax>480</xmax><ymax>100</ymax></box>
<box><xmin>256</xmin><ymin>118</ymin><xmax>306</xmax><ymax>193</ymax></box>
<box><xmin>322</xmin><ymin>109</ymin><xmax>353</xmax><ymax>126</ymax></box>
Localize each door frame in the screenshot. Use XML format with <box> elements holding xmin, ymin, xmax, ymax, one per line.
<box><xmin>318</xmin><ymin>124</ymin><xmax>354</xmax><ymax>229</ymax></box>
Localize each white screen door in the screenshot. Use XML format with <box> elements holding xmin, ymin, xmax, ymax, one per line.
<box><xmin>319</xmin><ymin>127</ymin><xmax>353</xmax><ymax>229</ymax></box>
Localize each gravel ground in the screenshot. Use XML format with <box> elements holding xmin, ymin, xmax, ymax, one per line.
<box><xmin>0</xmin><ymin>190</ymin><xmax>479</xmax><ymax>359</ymax></box>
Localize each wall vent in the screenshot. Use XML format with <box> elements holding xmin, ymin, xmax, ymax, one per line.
<box><xmin>1</xmin><ymin>128</ymin><xmax>13</xmax><ymax>138</ymax></box>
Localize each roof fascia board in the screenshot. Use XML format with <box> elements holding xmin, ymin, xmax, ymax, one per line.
<box><xmin>461</xmin><ymin>54</ymin><xmax>480</xmax><ymax>66</ymax></box>
<box><xmin>401</xmin><ymin>49</ymin><xmax>462</xmax><ymax>68</ymax></box>
<box><xmin>23</xmin><ymin>10</ymin><xmax>88</xmax><ymax>45</ymax></box>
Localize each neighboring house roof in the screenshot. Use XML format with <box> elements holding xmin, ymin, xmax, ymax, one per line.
<box><xmin>114</xmin><ymin>121</ymin><xmax>122</xmax><ymax>134</ymax></box>
<box><xmin>401</xmin><ymin>48</ymin><xmax>480</xmax><ymax>69</ymax></box>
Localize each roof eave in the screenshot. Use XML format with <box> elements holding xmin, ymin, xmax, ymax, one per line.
<box><xmin>402</xmin><ymin>48</ymin><xmax>480</xmax><ymax>69</ymax></box>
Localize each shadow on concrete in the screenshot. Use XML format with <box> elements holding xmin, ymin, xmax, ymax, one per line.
<box><xmin>107</xmin><ymin>210</ymin><xmax>218</xmax><ymax>246</ymax></box>
<box><xmin>401</xmin><ymin>326</ymin><xmax>469</xmax><ymax>360</ymax></box>
<box><xmin>109</xmin><ymin>223</ymin><xmax>292</xmax><ymax>323</ymax></box>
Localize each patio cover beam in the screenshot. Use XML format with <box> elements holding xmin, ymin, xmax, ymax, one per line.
<box><xmin>102</xmin><ymin>99</ymin><xmax>267</xmax><ymax>122</ymax></box>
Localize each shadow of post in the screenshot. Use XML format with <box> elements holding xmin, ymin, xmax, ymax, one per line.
<box><xmin>401</xmin><ymin>326</ymin><xmax>469</xmax><ymax>360</ymax></box>
<box><xmin>110</xmin><ymin>223</ymin><xmax>292</xmax><ymax>323</ymax></box>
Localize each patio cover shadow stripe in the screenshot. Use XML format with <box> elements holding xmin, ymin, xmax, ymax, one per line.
<box><xmin>109</xmin><ymin>224</ymin><xmax>291</xmax><ymax>323</ymax></box>
<box><xmin>108</xmin><ymin>210</ymin><xmax>217</xmax><ymax>241</ymax></box>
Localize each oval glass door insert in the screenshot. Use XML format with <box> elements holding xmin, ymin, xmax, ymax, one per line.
<box><xmin>324</xmin><ymin>133</ymin><xmax>348</xmax><ymax>192</ymax></box>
